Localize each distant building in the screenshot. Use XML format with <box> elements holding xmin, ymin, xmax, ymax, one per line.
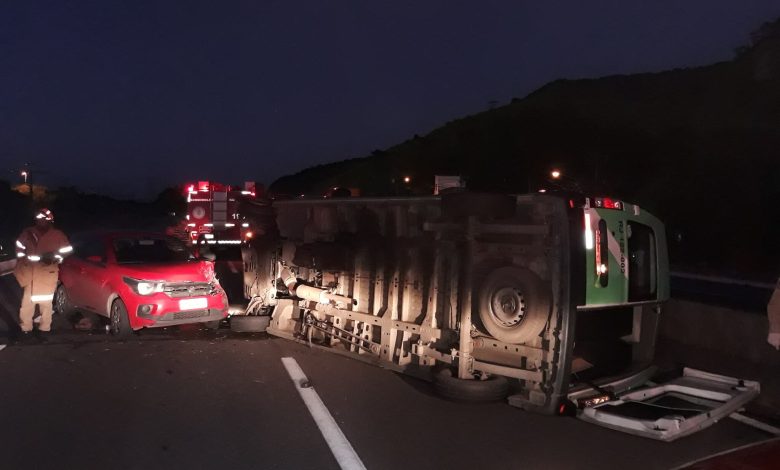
<box><xmin>434</xmin><ymin>175</ymin><xmax>464</xmax><ymax>195</ymax></box>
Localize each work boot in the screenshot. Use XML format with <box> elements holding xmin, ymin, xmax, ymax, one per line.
<box><xmin>16</xmin><ymin>332</ymin><xmax>35</xmax><ymax>345</ymax></box>
<box><xmin>36</xmin><ymin>330</ymin><xmax>51</xmax><ymax>344</ymax></box>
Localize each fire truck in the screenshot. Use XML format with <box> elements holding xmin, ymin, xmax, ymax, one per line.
<box><xmin>184</xmin><ymin>181</ymin><xmax>259</xmax><ymax>247</ymax></box>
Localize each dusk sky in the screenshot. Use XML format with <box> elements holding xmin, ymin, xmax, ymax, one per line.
<box><xmin>2</xmin><ymin>1</ymin><xmax>780</xmax><ymax>199</ymax></box>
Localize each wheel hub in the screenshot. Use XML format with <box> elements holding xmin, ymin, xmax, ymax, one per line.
<box><xmin>489</xmin><ymin>287</ymin><xmax>525</xmax><ymax>327</ymax></box>
<box><xmin>111</xmin><ymin>306</ymin><xmax>120</xmax><ymax>333</ymax></box>
<box><xmin>56</xmin><ymin>288</ymin><xmax>65</xmax><ymax>312</ymax></box>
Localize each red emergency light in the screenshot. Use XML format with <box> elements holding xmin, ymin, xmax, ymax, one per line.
<box><xmin>591</xmin><ymin>197</ymin><xmax>623</xmax><ymax>210</ymax></box>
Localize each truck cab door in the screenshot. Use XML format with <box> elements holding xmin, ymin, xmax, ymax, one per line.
<box><xmin>569</xmin><ymin>367</ymin><xmax>760</xmax><ymax>441</ymax></box>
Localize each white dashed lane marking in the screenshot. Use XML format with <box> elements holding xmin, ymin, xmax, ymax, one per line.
<box><xmin>281</xmin><ymin>357</ymin><xmax>366</xmax><ymax>470</ymax></box>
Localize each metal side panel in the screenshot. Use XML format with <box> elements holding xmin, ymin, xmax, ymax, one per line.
<box><xmin>576</xmin><ymin>368</ymin><xmax>760</xmax><ymax>441</ymax></box>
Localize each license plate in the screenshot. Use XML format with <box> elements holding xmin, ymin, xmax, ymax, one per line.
<box><xmin>179</xmin><ymin>298</ymin><xmax>208</xmax><ymax>311</ymax></box>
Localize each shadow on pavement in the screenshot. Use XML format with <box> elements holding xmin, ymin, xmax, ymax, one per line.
<box><xmin>4</xmin><ymin>321</ymin><xmax>274</xmax><ymax>348</ymax></box>
<box><xmin>0</xmin><ymin>274</ymin><xmax>22</xmax><ymax>341</ymax></box>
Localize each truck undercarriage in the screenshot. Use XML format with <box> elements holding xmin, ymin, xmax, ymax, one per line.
<box><xmin>241</xmin><ymin>193</ymin><xmax>579</xmax><ymax>412</ymax></box>
<box><xmin>236</xmin><ymin>192</ymin><xmax>761</xmax><ymax>439</ymax></box>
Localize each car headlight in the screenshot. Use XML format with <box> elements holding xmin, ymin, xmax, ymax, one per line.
<box><xmin>123</xmin><ymin>277</ymin><xmax>165</xmax><ymax>296</ymax></box>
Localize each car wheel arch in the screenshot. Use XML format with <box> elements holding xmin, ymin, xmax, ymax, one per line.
<box><xmin>105</xmin><ymin>293</ymin><xmax>121</xmax><ymax>318</ymax></box>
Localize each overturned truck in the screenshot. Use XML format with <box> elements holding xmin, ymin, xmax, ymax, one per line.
<box><xmin>238</xmin><ymin>192</ymin><xmax>759</xmax><ymax>440</ymax></box>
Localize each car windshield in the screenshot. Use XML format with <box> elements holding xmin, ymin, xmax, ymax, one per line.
<box><xmin>113</xmin><ymin>236</ymin><xmax>195</xmax><ymax>264</ymax></box>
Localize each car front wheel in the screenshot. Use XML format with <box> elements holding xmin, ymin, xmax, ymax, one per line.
<box><xmin>109</xmin><ymin>299</ymin><xmax>133</xmax><ymax>339</ymax></box>
<box><xmin>54</xmin><ymin>284</ymin><xmax>75</xmax><ymax>317</ymax></box>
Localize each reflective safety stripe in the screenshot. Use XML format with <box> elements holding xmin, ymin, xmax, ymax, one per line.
<box><xmin>27</xmin><ymin>255</ymin><xmax>41</xmax><ymax>262</ymax></box>
<box><xmin>58</xmin><ymin>245</ymin><xmax>73</xmax><ymax>254</ymax></box>
<box><xmin>16</xmin><ymin>240</ymin><xmax>26</xmax><ymax>250</ymax></box>
<box><xmin>17</xmin><ymin>252</ymin><xmax>25</xmax><ymax>258</ymax></box>
<box><xmin>30</xmin><ymin>294</ymin><xmax>54</xmax><ymax>302</ymax></box>
<box><xmin>54</xmin><ymin>254</ymin><xmax>64</xmax><ymax>262</ymax></box>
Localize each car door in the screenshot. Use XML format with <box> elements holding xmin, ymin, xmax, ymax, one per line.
<box><xmin>71</xmin><ymin>236</ymin><xmax>112</xmax><ymax>315</ymax></box>
<box><xmin>61</xmin><ymin>235</ymin><xmax>92</xmax><ymax>308</ymax></box>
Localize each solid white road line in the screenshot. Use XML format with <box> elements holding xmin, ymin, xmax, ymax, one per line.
<box><xmin>281</xmin><ymin>357</ymin><xmax>366</xmax><ymax>470</ymax></box>
<box><xmin>730</xmin><ymin>412</ymin><xmax>780</xmax><ymax>436</ymax></box>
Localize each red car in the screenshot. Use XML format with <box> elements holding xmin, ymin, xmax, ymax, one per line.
<box><xmin>56</xmin><ymin>232</ymin><xmax>228</xmax><ymax>337</ymax></box>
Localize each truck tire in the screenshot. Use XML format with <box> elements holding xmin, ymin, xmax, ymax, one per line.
<box><xmin>433</xmin><ymin>368</ymin><xmax>509</xmax><ymax>402</ymax></box>
<box><xmin>230</xmin><ymin>315</ymin><xmax>270</xmax><ymax>333</ymax></box>
<box><xmin>477</xmin><ymin>266</ymin><xmax>550</xmax><ymax>344</ymax></box>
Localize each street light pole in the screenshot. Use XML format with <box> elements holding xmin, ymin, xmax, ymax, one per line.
<box><xmin>20</xmin><ymin>166</ymin><xmax>34</xmax><ymax>198</ymax></box>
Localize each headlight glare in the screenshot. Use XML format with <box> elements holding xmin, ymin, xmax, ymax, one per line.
<box><xmin>123</xmin><ymin>277</ymin><xmax>164</xmax><ymax>296</ymax></box>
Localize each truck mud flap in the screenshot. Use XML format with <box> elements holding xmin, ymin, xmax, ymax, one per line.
<box><xmin>570</xmin><ymin>368</ymin><xmax>760</xmax><ymax>441</ymax></box>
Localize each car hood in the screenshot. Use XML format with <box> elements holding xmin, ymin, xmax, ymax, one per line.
<box><xmin>118</xmin><ymin>261</ymin><xmax>216</xmax><ymax>283</ymax></box>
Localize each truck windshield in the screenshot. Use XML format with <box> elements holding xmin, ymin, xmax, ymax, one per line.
<box><xmin>113</xmin><ymin>237</ymin><xmax>194</xmax><ymax>264</ymax></box>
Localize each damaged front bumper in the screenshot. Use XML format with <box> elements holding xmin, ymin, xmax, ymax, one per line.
<box><xmin>137</xmin><ymin>308</ymin><xmax>226</xmax><ymax>327</ymax></box>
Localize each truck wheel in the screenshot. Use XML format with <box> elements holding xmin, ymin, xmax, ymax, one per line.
<box><xmin>433</xmin><ymin>368</ymin><xmax>509</xmax><ymax>402</ymax></box>
<box><xmin>477</xmin><ymin>266</ymin><xmax>550</xmax><ymax>344</ymax></box>
<box><xmin>230</xmin><ymin>315</ymin><xmax>270</xmax><ymax>333</ymax></box>
<box><xmin>109</xmin><ymin>298</ymin><xmax>133</xmax><ymax>339</ymax></box>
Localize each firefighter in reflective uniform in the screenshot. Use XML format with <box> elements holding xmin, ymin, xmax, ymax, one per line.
<box><xmin>13</xmin><ymin>209</ymin><xmax>72</xmax><ymax>339</ymax></box>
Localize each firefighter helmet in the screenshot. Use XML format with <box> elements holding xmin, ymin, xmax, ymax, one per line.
<box><xmin>35</xmin><ymin>208</ymin><xmax>54</xmax><ymax>222</ymax></box>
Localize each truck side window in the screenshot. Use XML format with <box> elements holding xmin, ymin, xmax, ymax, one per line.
<box><xmin>627</xmin><ymin>222</ymin><xmax>657</xmax><ymax>301</ymax></box>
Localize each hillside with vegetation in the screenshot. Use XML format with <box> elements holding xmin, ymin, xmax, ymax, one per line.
<box><xmin>0</xmin><ymin>183</ymin><xmax>184</xmax><ymax>260</ymax></box>
<box><xmin>271</xmin><ymin>19</ymin><xmax>780</xmax><ymax>278</ymax></box>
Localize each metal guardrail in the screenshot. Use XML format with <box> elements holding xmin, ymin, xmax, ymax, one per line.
<box><xmin>670</xmin><ymin>271</ymin><xmax>775</xmax><ymax>290</ymax></box>
<box><xmin>670</xmin><ymin>271</ymin><xmax>775</xmax><ymax>313</ymax></box>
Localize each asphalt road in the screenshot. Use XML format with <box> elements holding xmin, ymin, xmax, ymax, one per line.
<box><xmin>0</xmin><ymin>324</ymin><xmax>772</xmax><ymax>470</ymax></box>
<box><xmin>0</xmin><ymin>272</ymin><xmax>775</xmax><ymax>469</ymax></box>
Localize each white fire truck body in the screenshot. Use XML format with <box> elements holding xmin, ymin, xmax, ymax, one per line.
<box><xmin>185</xmin><ymin>181</ymin><xmax>257</xmax><ymax>245</ymax></box>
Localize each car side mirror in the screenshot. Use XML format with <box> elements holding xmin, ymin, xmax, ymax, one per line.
<box><xmin>86</xmin><ymin>255</ymin><xmax>105</xmax><ymax>264</ymax></box>
<box><xmin>199</xmin><ymin>252</ymin><xmax>216</xmax><ymax>262</ymax></box>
